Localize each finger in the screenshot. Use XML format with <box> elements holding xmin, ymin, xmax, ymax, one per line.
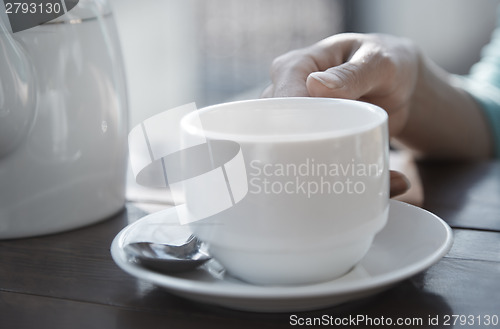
<box><xmin>306</xmin><ymin>62</ymin><xmax>384</xmax><ymax>99</ymax></box>
<box><xmin>270</xmin><ymin>68</ymin><xmax>314</xmax><ymax>97</ymax></box>
<box><xmin>307</xmin><ymin>33</ymin><xmax>363</xmax><ymax>70</ymax></box>
<box><xmin>389</xmin><ymin>170</ymin><xmax>411</xmax><ymax>198</ymax></box>
<box><xmin>306</xmin><ymin>45</ymin><xmax>392</xmax><ymax>100</ymax></box>
<box><xmin>268</xmin><ymin>34</ymin><xmax>364</xmax><ymax>98</ymax></box>
<box><xmin>268</xmin><ymin>49</ymin><xmax>322</xmax><ymax>97</ymax></box>
<box><xmin>306</xmin><ymin>62</ymin><xmax>365</xmax><ymax>99</ymax></box>
<box><xmin>272</xmin><ymin>78</ymin><xmax>310</xmax><ymax>97</ymax></box>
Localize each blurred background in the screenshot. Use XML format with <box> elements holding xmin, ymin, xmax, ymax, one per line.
<box><xmin>109</xmin><ymin>0</ymin><xmax>500</xmax><ymax>128</ymax></box>
<box><xmin>112</xmin><ymin>0</ymin><xmax>500</xmax><ymax>204</ymax></box>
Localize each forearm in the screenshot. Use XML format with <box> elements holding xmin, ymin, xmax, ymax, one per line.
<box><xmin>397</xmin><ymin>52</ymin><xmax>494</xmax><ymax>159</ymax></box>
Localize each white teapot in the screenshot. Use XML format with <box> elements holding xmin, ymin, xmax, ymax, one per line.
<box><xmin>0</xmin><ymin>0</ymin><xmax>128</xmax><ymax>238</ymax></box>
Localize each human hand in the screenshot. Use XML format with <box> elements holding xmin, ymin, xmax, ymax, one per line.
<box><xmin>262</xmin><ymin>33</ymin><xmax>420</xmax><ymax>137</ymax></box>
<box><xmin>263</xmin><ymin>33</ymin><xmax>417</xmax><ymax>197</ymax></box>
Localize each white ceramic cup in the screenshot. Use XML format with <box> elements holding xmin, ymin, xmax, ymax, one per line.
<box><xmin>180</xmin><ymin>97</ymin><xmax>389</xmax><ymax>285</ymax></box>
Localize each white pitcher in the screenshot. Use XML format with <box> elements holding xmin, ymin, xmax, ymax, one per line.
<box><xmin>0</xmin><ymin>0</ymin><xmax>128</xmax><ymax>238</ymax></box>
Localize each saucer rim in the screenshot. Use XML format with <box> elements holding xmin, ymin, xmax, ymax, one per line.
<box><xmin>111</xmin><ymin>200</ymin><xmax>453</xmax><ymax>300</ymax></box>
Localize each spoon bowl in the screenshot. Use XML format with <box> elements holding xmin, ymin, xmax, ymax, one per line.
<box><xmin>124</xmin><ymin>235</ymin><xmax>212</xmax><ymax>273</ymax></box>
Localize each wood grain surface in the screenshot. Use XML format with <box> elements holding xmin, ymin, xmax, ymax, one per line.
<box><xmin>1</xmin><ymin>161</ymin><xmax>499</xmax><ymax>328</ymax></box>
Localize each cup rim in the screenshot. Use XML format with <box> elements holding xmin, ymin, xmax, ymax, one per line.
<box><xmin>181</xmin><ymin>97</ymin><xmax>388</xmax><ymax>143</ymax></box>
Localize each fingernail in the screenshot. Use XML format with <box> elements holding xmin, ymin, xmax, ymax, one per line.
<box><xmin>309</xmin><ymin>72</ymin><xmax>341</xmax><ymax>89</ymax></box>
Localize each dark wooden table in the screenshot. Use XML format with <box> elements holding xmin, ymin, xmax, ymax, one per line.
<box><xmin>1</xmin><ymin>161</ymin><xmax>499</xmax><ymax>329</ymax></box>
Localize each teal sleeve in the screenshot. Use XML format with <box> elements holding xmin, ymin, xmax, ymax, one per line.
<box><xmin>459</xmin><ymin>78</ymin><xmax>500</xmax><ymax>157</ymax></box>
<box><xmin>459</xmin><ymin>11</ymin><xmax>500</xmax><ymax>157</ymax></box>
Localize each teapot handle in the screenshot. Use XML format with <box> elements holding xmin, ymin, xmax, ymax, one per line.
<box><xmin>0</xmin><ymin>13</ymin><xmax>37</xmax><ymax>158</ymax></box>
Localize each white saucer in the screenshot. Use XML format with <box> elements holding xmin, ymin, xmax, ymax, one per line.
<box><xmin>111</xmin><ymin>200</ymin><xmax>453</xmax><ymax>312</ymax></box>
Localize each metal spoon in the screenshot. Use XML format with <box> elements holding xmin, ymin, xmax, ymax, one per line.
<box><xmin>124</xmin><ymin>235</ymin><xmax>212</xmax><ymax>273</ymax></box>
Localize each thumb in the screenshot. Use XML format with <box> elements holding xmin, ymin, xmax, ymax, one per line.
<box><xmin>306</xmin><ymin>61</ymin><xmax>372</xmax><ymax>99</ymax></box>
